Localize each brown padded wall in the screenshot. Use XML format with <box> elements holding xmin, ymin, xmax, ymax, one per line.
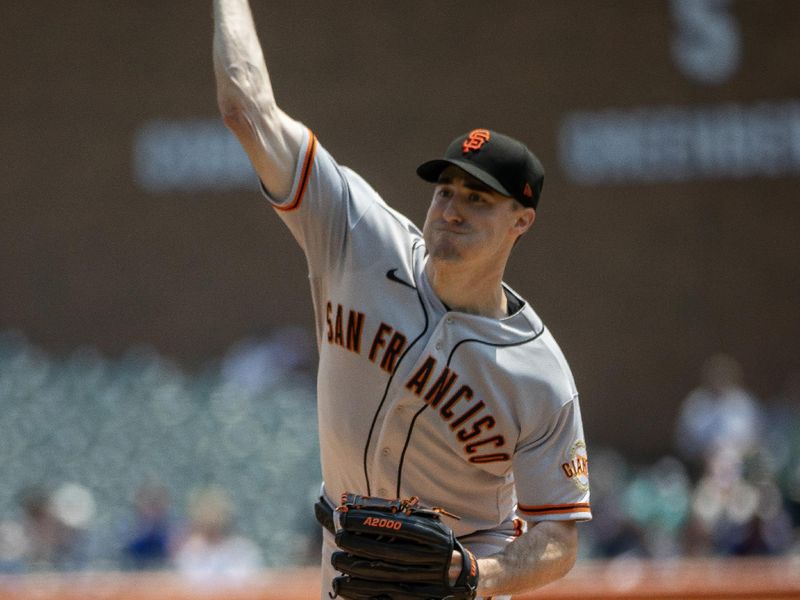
<box><xmin>2</xmin><ymin>1</ymin><xmax>799</xmax><ymax>456</ymax></box>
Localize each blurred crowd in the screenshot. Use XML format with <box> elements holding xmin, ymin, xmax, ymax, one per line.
<box><xmin>0</xmin><ymin>328</ymin><xmax>321</xmax><ymax>578</ymax></box>
<box><xmin>0</xmin><ymin>329</ymin><xmax>798</xmax><ymax>577</ymax></box>
<box><xmin>583</xmin><ymin>354</ymin><xmax>800</xmax><ymax>560</ymax></box>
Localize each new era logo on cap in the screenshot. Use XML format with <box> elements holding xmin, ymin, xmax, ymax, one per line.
<box><xmin>523</xmin><ymin>182</ymin><xmax>534</xmax><ymax>198</ymax></box>
<box><xmin>416</xmin><ymin>128</ymin><xmax>545</xmax><ymax>209</ymax></box>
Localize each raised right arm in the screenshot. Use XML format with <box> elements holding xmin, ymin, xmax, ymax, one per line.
<box><xmin>213</xmin><ymin>0</ymin><xmax>305</xmax><ymax>199</ymax></box>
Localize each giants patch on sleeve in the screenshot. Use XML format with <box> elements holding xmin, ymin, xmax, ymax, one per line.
<box><xmin>561</xmin><ymin>440</ymin><xmax>589</xmax><ymax>492</ymax></box>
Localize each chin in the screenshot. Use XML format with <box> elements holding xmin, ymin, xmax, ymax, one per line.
<box><xmin>426</xmin><ymin>239</ymin><xmax>464</xmax><ymax>262</ymax></box>
<box><xmin>429</xmin><ymin>253</ymin><xmax>463</xmax><ymax>265</ymax></box>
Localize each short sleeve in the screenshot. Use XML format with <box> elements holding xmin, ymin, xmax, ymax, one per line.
<box><xmin>259</xmin><ymin>128</ymin><xmax>378</xmax><ymax>279</ymax></box>
<box><xmin>513</xmin><ymin>398</ymin><xmax>592</xmax><ymax>522</ymax></box>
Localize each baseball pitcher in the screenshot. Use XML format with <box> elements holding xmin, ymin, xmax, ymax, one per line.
<box><xmin>212</xmin><ymin>1</ymin><xmax>591</xmax><ymax>598</ymax></box>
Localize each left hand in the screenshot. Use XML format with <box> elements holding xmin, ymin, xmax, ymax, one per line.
<box><xmin>329</xmin><ymin>493</ymin><xmax>479</xmax><ymax>600</ymax></box>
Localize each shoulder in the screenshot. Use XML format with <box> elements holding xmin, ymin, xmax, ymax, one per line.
<box><xmin>337</xmin><ymin>162</ymin><xmax>422</xmax><ymax>237</ymax></box>
<box><xmin>450</xmin><ymin>301</ymin><xmax>578</xmax><ymax>409</ymax></box>
<box><xmin>505</xmin><ymin>304</ymin><xmax>578</xmax><ymax>409</ymax></box>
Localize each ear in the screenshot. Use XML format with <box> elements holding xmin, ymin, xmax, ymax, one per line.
<box><xmin>512</xmin><ymin>207</ymin><xmax>536</xmax><ymax>236</ymax></box>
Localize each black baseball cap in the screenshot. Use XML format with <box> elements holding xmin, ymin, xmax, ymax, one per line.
<box><xmin>416</xmin><ymin>129</ymin><xmax>545</xmax><ymax>209</ymax></box>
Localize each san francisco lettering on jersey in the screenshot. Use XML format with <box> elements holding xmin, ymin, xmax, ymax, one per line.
<box><xmin>326</xmin><ymin>301</ymin><xmax>365</xmax><ymax>353</ymax></box>
<box><xmin>406</xmin><ymin>355</ymin><xmax>510</xmax><ymax>464</ymax></box>
<box><xmin>325</xmin><ymin>301</ymin><xmax>407</xmax><ymax>372</ymax></box>
<box><xmin>324</xmin><ymin>300</ymin><xmax>511</xmax><ymax>465</ymax></box>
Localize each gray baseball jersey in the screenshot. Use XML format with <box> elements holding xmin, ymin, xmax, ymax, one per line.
<box><xmin>262</xmin><ymin>128</ymin><xmax>590</xmax><ymax>591</ymax></box>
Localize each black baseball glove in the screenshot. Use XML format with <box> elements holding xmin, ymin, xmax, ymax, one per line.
<box><xmin>329</xmin><ymin>493</ymin><xmax>479</xmax><ymax>600</ymax></box>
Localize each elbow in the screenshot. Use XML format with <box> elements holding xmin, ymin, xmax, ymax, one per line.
<box><xmin>541</xmin><ymin>521</ymin><xmax>579</xmax><ymax>584</ymax></box>
<box><xmin>561</xmin><ymin>538</ymin><xmax>578</xmax><ymax>578</ymax></box>
<box><xmin>216</xmin><ymin>77</ymin><xmax>251</xmax><ymax>124</ymax></box>
<box><xmin>217</xmin><ymin>92</ymin><xmax>276</xmax><ymax>141</ymax></box>
<box><xmin>216</xmin><ymin>97</ymin><xmax>249</xmax><ymax>140</ymax></box>
<box><xmin>556</xmin><ymin>523</ymin><xmax>579</xmax><ymax>579</ymax></box>
<box><xmin>220</xmin><ymin>104</ymin><xmax>251</xmax><ymax>137</ymax></box>
<box><xmin>215</xmin><ymin>63</ymin><xmax>276</xmax><ymax>130</ymax></box>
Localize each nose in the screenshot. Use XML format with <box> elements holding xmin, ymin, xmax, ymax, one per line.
<box><xmin>441</xmin><ymin>196</ymin><xmax>462</xmax><ymax>223</ymax></box>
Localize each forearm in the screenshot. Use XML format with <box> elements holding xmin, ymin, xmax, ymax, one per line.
<box><xmin>476</xmin><ymin>521</ymin><xmax>578</xmax><ymax>596</ymax></box>
<box><xmin>212</xmin><ymin>0</ymin><xmax>302</xmax><ymax>197</ymax></box>
<box><xmin>213</xmin><ymin>0</ymin><xmax>273</xmax><ymax>114</ymax></box>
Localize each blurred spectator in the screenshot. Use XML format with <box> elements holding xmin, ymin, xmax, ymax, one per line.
<box><xmin>685</xmin><ymin>445</ymin><xmax>794</xmax><ymax>556</ymax></box>
<box><xmin>120</xmin><ymin>481</ymin><xmax>180</xmax><ymax>570</ymax></box>
<box><xmin>220</xmin><ymin>325</ymin><xmax>315</xmax><ymax>393</ymax></box>
<box><xmin>674</xmin><ymin>353</ymin><xmax>764</xmax><ymax>471</ymax></box>
<box><xmin>0</xmin><ymin>519</ymin><xmax>28</xmax><ymax>573</ymax></box>
<box><xmin>673</xmin><ymin>361</ymin><xmax>796</xmax><ymax>557</ymax></box>
<box><xmin>16</xmin><ymin>485</ymin><xmax>87</xmax><ymax>571</ymax></box>
<box><xmin>173</xmin><ymin>485</ymin><xmax>263</xmax><ymax>584</ymax></box>
<box><xmin>624</xmin><ymin>456</ymin><xmax>691</xmax><ymax>558</ymax></box>
<box><xmin>577</xmin><ymin>447</ymin><xmax>648</xmax><ymax>559</ymax></box>
<box><xmin>759</xmin><ymin>370</ymin><xmax>800</xmax><ymax>560</ymax></box>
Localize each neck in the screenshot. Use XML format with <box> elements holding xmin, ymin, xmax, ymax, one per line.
<box><xmin>425</xmin><ymin>260</ymin><xmax>508</xmax><ymax>319</ymax></box>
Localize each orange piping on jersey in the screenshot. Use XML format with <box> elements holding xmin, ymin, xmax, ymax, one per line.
<box><xmin>274</xmin><ymin>128</ymin><xmax>317</xmax><ymax>212</ymax></box>
<box><xmin>518</xmin><ymin>502</ymin><xmax>591</xmax><ymax>516</ymax></box>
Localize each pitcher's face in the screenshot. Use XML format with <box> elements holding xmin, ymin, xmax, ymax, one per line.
<box><xmin>422</xmin><ymin>166</ymin><xmax>535</xmax><ymax>265</ymax></box>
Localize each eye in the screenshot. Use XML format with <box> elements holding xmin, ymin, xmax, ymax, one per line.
<box><xmin>467</xmin><ymin>192</ymin><xmax>485</xmax><ymax>203</ymax></box>
<box><xmin>436</xmin><ymin>187</ymin><xmax>454</xmax><ymax>199</ymax></box>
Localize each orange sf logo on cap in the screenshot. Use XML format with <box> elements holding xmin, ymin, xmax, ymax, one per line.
<box><xmin>462</xmin><ymin>129</ymin><xmax>491</xmax><ymax>154</ymax></box>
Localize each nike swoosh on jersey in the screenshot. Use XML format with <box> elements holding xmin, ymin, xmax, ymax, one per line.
<box><xmin>386</xmin><ymin>268</ymin><xmax>415</xmax><ymax>290</ymax></box>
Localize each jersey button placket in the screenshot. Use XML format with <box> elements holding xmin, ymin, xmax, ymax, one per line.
<box><xmin>370</xmin><ymin>381</ymin><xmax>409</xmax><ymax>498</ymax></box>
<box><xmin>432</xmin><ymin>315</ymin><xmax>453</xmax><ymax>354</ymax></box>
